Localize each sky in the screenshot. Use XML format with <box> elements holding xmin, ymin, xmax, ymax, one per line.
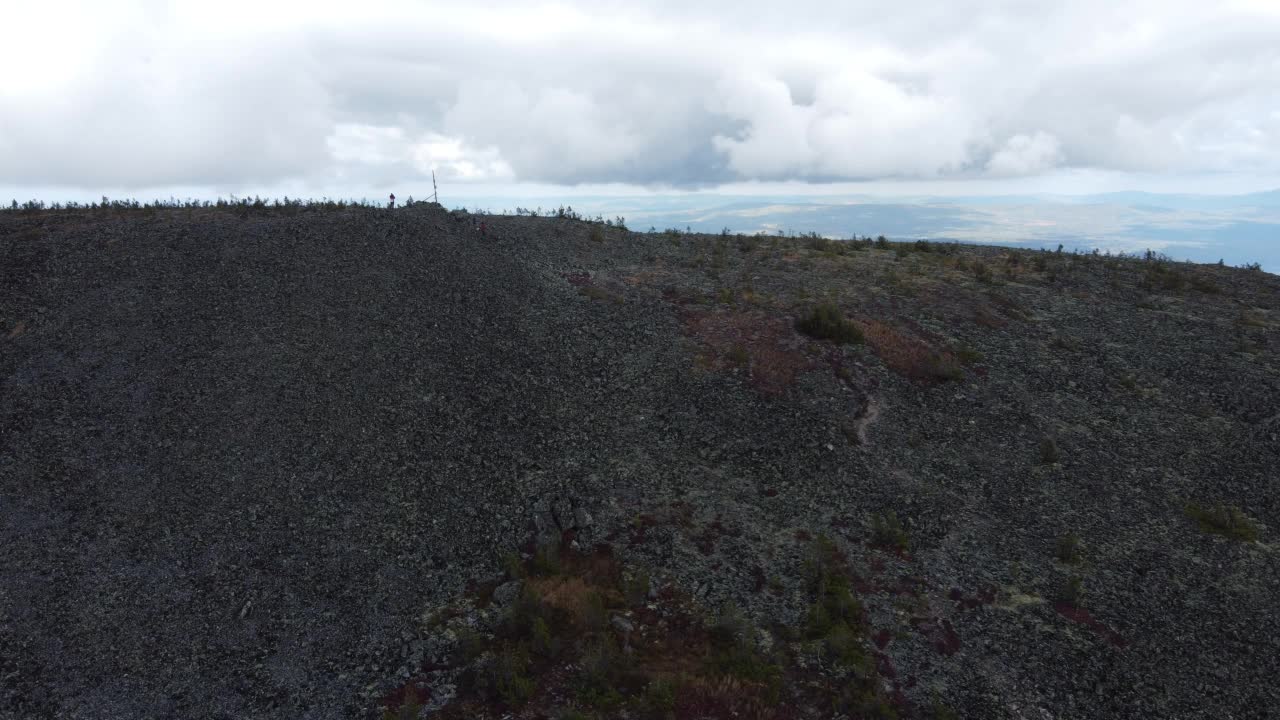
<box><xmin>2</xmin><ymin>0</ymin><xmax>1279</xmax><ymax>203</ymax></box>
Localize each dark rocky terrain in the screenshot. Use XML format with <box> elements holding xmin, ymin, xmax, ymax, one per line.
<box><xmin>1</xmin><ymin>202</ymin><xmax>1277</xmax><ymax>719</ymax></box>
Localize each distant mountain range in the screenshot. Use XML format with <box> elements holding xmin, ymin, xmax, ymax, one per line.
<box><xmin>459</xmin><ymin>190</ymin><xmax>1280</xmax><ymax>272</ymax></box>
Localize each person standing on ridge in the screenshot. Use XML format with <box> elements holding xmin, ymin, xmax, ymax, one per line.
<box><xmin>388</xmin><ymin>193</ymin><xmax>396</xmax><ymax>209</ymax></box>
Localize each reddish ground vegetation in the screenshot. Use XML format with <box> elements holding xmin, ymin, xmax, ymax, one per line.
<box><xmin>680</xmin><ymin>308</ymin><xmax>814</xmax><ymax>395</ymax></box>
<box><xmin>562</xmin><ymin>271</ymin><xmax>592</xmax><ymax>287</ymax></box>
<box><xmin>911</xmin><ymin>617</ymin><xmax>962</xmax><ymax>656</ymax></box>
<box><xmin>857</xmin><ymin>319</ymin><xmax>963</xmax><ymax>382</ymax></box>
<box><xmin>1054</xmin><ymin>603</ymin><xmax>1128</xmax><ymax>648</ymax></box>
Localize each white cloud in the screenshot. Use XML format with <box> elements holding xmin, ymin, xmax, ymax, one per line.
<box><xmin>411</xmin><ymin>135</ymin><xmax>515</xmax><ymax>183</ymax></box>
<box><xmin>712</xmin><ymin>70</ymin><xmax>977</xmax><ymax>179</ymax></box>
<box><xmin>2</xmin><ymin>0</ymin><xmax>1279</xmax><ymax>192</ymax></box>
<box><xmin>986</xmin><ymin>132</ymin><xmax>1064</xmax><ymax>177</ymax></box>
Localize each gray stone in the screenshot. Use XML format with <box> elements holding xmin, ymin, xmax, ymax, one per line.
<box><xmin>492</xmin><ymin>581</ymin><xmax>521</xmax><ymax>607</ymax></box>
<box><xmin>533</xmin><ymin>510</ymin><xmax>557</xmax><ymax>539</ymax></box>
<box><xmin>552</xmin><ymin>497</ymin><xmax>575</xmax><ymax>530</ymax></box>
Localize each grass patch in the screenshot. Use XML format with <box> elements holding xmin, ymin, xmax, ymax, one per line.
<box><xmin>1239</xmin><ymin>309</ymin><xmax>1267</xmax><ymax>328</ymax></box>
<box><xmin>1185</xmin><ymin>503</ymin><xmax>1260</xmax><ymax>542</ymax></box>
<box><xmin>1038</xmin><ymin>437</ymin><xmax>1061</xmax><ymax>465</ymax></box>
<box><xmin>579</xmin><ymin>286</ymin><xmax>624</xmax><ymax>304</ymax></box>
<box><xmin>1049</xmin><ymin>334</ymin><xmax>1082</xmax><ymax>351</ymax></box>
<box><xmin>707</xmin><ymin>604</ymin><xmax>782</xmax><ymax>690</ymax></box>
<box><xmin>412</xmin><ymin>536</ymin><xmax>897</xmax><ymax>719</ymax></box>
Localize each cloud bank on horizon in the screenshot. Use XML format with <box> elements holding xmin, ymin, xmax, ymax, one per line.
<box><xmin>2</xmin><ymin>0</ymin><xmax>1279</xmax><ymax>194</ymax></box>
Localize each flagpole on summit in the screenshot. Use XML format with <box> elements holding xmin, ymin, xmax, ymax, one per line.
<box><xmin>431</xmin><ymin>170</ymin><xmax>439</xmax><ymax>204</ymax></box>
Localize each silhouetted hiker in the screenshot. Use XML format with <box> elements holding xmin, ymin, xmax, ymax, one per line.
<box><xmin>388</xmin><ymin>193</ymin><xmax>396</xmax><ymax>209</ymax></box>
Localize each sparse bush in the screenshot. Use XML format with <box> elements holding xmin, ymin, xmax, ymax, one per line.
<box><xmin>870</xmin><ymin>512</ymin><xmax>909</xmax><ymax>551</ymax></box>
<box><xmin>808</xmin><ymin>235</ymin><xmax>833</xmax><ymax>252</ymax></box>
<box><xmin>581</xmin><ymin>590</ymin><xmax>608</xmax><ymax>632</ymax></box>
<box><xmin>822</xmin><ymin>620</ymin><xmax>870</xmax><ymax>669</ymax></box>
<box><xmin>532</xmin><ymin>542</ymin><xmax>562</xmax><ymax>576</ymax></box>
<box><xmin>803</xmin><ymin>537</ymin><xmax>865</xmax><ymax>655</ymax></box>
<box><xmin>381</xmin><ymin>685</ymin><xmax>426</xmax><ymax>720</ymax></box>
<box><xmin>1038</xmin><ymin>437</ymin><xmax>1061</xmax><ymax>465</ymax></box>
<box><xmin>483</xmin><ymin>646</ymin><xmax>535</xmax><ymax>708</ymax></box>
<box><xmin>1239</xmin><ymin>309</ymin><xmax>1267</xmax><ymax>328</ymax></box>
<box><xmin>644</xmin><ymin>678</ymin><xmax>676</xmax><ymax>714</ymax></box>
<box><xmin>1055</xmin><ymin>533</ymin><xmax>1082</xmax><ymax>564</ymax></box>
<box><xmin>453</xmin><ymin>626</ymin><xmax>484</xmax><ymax>664</ymax></box>
<box><xmin>579</xmin><ymin>286</ymin><xmax>624</xmax><ymax>304</ymax></box>
<box><xmin>589</xmin><ymin>225</ymin><xmax>606</xmax><ymax>243</ymax></box>
<box><xmin>928</xmin><ymin>698</ymin><xmax>960</xmax><ymax>720</ymax></box>
<box><xmin>972</xmin><ymin>260</ymin><xmax>993</xmax><ymax>283</ymax></box>
<box><xmin>708</xmin><ymin>605</ymin><xmax>780</xmax><ymax>684</ymax></box>
<box><xmin>953</xmin><ymin>345</ymin><xmax>984</xmax><ymax>365</ymax></box>
<box><xmin>1189</xmin><ymin>276</ymin><xmax>1221</xmax><ymax>294</ymax></box>
<box><xmin>973</xmin><ymin>306</ymin><xmax>1007</xmax><ymax>330</ymax></box>
<box><xmin>795</xmin><ymin>302</ymin><xmax>863</xmax><ymax>345</ymax></box>
<box><xmin>1143</xmin><ymin>263</ymin><xmax>1188</xmax><ymax>292</ymax></box>
<box><xmin>1185</xmin><ymin>503</ymin><xmax>1260</xmax><ymax>542</ymax></box>
<box><xmin>726</xmin><ymin>344</ymin><xmax>750</xmax><ymax>368</ymax></box>
<box><xmin>623</xmin><ymin>570</ymin><xmax>651</xmax><ymax>606</ymax></box>
<box><xmin>1056</xmin><ymin>575</ymin><xmax>1085</xmax><ymax>607</ymax></box>
<box><xmin>1049</xmin><ymin>334</ymin><xmax>1081</xmax><ymax>351</ymax></box>
<box><xmin>834</xmin><ymin>676</ymin><xmax>896</xmax><ymax>719</ymax></box>
<box><xmin>502</xmin><ymin>551</ymin><xmax>526</xmax><ymax>580</ymax></box>
<box><xmin>576</xmin><ymin>637</ymin><xmax>629</xmax><ymax>709</ymax></box>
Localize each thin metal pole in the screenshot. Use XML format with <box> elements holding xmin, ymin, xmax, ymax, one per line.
<box><xmin>432</xmin><ymin>171</ymin><xmax>439</xmax><ymax>204</ymax></box>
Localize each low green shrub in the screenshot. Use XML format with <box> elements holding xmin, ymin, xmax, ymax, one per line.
<box><xmin>796</xmin><ymin>302</ymin><xmax>863</xmax><ymax>344</ymax></box>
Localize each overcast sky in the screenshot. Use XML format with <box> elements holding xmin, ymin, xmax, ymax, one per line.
<box><xmin>3</xmin><ymin>0</ymin><xmax>1279</xmax><ymax>200</ymax></box>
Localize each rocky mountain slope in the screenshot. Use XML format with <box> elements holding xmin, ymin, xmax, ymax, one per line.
<box><xmin>1</xmin><ymin>202</ymin><xmax>1277</xmax><ymax>719</ymax></box>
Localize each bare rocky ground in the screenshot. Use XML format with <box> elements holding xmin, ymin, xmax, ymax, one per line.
<box><xmin>1</xmin><ymin>202</ymin><xmax>1277</xmax><ymax>719</ymax></box>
